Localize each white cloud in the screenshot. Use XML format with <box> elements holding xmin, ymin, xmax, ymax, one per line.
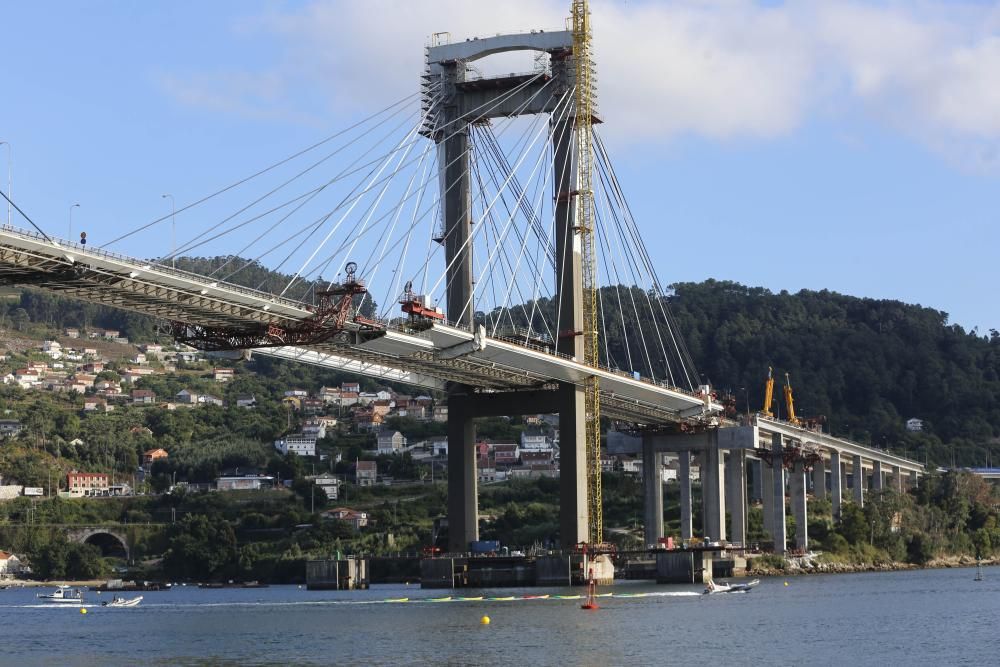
<box><xmin>166</xmin><ymin>0</ymin><xmax>1000</xmax><ymax>162</ymax></box>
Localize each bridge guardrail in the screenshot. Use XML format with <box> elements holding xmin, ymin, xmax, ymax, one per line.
<box><xmin>0</xmin><ymin>224</ymin><xmax>309</xmax><ymax>313</ymax></box>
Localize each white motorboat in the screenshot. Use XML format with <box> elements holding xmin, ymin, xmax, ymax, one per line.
<box><xmin>102</xmin><ymin>595</ymin><xmax>143</xmax><ymax>608</ymax></box>
<box><xmin>37</xmin><ymin>586</ymin><xmax>85</xmax><ymax>603</ymax></box>
<box><xmin>704</xmin><ymin>578</ymin><xmax>760</xmax><ymax>594</ymax></box>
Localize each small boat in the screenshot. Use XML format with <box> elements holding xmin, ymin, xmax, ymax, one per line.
<box><xmin>458</xmin><ymin>596</ymin><xmax>484</xmax><ymax>601</ymax></box>
<box><xmin>102</xmin><ymin>595</ymin><xmax>143</xmax><ymax>608</ymax></box>
<box><xmin>384</xmin><ymin>597</ymin><xmax>409</xmax><ymax>603</ymax></box>
<box><xmin>428</xmin><ymin>596</ymin><xmax>452</xmax><ymax>602</ymax></box>
<box><xmin>522</xmin><ymin>594</ymin><xmax>549</xmax><ymax>600</ymax></box>
<box><xmin>704</xmin><ymin>578</ymin><xmax>760</xmax><ymax>595</ymax></box>
<box><xmin>37</xmin><ymin>586</ymin><xmax>84</xmax><ymax>604</ymax></box>
<box><xmin>488</xmin><ymin>596</ymin><xmax>516</xmax><ymax>601</ymax></box>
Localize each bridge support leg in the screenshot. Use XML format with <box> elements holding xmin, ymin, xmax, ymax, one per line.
<box><xmin>678</xmin><ymin>451</ymin><xmax>693</xmax><ymax>540</ymax></box>
<box><xmin>812</xmin><ymin>459</ymin><xmax>826</xmax><ymax>500</ymax></box>
<box><xmin>558</xmin><ymin>383</ymin><xmax>588</xmax><ymax>547</ymax></box>
<box><xmin>701</xmin><ymin>443</ymin><xmax>725</xmax><ymax>542</ymax></box>
<box><xmin>642</xmin><ymin>436</ymin><xmax>663</xmax><ymax>547</ymax></box>
<box><xmin>726</xmin><ymin>450</ymin><xmax>746</xmax><ymax>547</ymax></box>
<box><xmin>790</xmin><ymin>461</ymin><xmax>808</xmax><ymax>552</ymax></box>
<box><xmin>761</xmin><ymin>460</ymin><xmax>774</xmax><ymax>539</ymax></box>
<box><xmin>446</xmin><ymin>391</ymin><xmax>478</xmax><ymax>553</ymax></box>
<box><xmin>771</xmin><ymin>434</ymin><xmax>787</xmax><ymax>555</ymax></box>
<box><xmin>891</xmin><ymin>465</ymin><xmax>902</xmax><ymax>493</ymax></box>
<box><xmin>872</xmin><ymin>460</ymin><xmax>884</xmax><ymax>493</ymax></box>
<box><xmin>908</xmin><ymin>470</ymin><xmax>919</xmax><ymax>490</ymax></box>
<box><xmin>852</xmin><ymin>454</ymin><xmax>865</xmax><ymax>507</ymax></box>
<box><xmin>750</xmin><ymin>458</ymin><xmax>762</xmax><ymax>502</ymax></box>
<box><xmin>830</xmin><ymin>450</ymin><xmax>843</xmax><ymax>520</ymax></box>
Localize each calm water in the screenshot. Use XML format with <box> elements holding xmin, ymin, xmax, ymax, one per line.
<box><xmin>3</xmin><ymin>567</ymin><xmax>998</xmax><ymax>666</ymax></box>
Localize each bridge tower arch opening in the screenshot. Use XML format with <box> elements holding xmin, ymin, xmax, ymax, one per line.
<box><xmin>423</xmin><ymin>27</ymin><xmax>596</xmax><ymax>552</ymax></box>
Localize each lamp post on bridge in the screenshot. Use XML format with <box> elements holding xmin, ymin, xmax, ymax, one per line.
<box><xmin>69</xmin><ymin>203</ymin><xmax>80</xmax><ymax>241</ymax></box>
<box><xmin>0</xmin><ymin>141</ymin><xmax>11</xmax><ymax>228</ymax></box>
<box><xmin>161</xmin><ymin>194</ymin><xmax>175</xmax><ymax>268</ymax></box>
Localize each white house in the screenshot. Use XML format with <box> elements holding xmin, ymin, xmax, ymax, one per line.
<box><xmin>906</xmin><ymin>418</ymin><xmax>924</xmax><ymax>433</ymax></box>
<box><xmin>0</xmin><ymin>551</ymin><xmax>27</xmax><ymax>577</ymax></box>
<box><xmin>520</xmin><ymin>432</ymin><xmax>553</xmax><ymax>452</ymax></box>
<box><xmin>274</xmin><ymin>434</ymin><xmax>317</xmax><ymax>457</ymax></box>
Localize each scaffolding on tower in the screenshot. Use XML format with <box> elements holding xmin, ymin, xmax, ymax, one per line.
<box><xmin>572</xmin><ymin>0</ymin><xmax>602</xmax><ymax>546</ymax></box>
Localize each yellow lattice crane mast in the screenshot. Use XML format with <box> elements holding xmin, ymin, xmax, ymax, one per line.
<box><xmin>762</xmin><ymin>366</ymin><xmax>775</xmax><ymax>418</ymax></box>
<box><xmin>784</xmin><ymin>373</ymin><xmax>801</xmax><ymax>426</ymax></box>
<box><xmin>571</xmin><ymin>0</ymin><xmax>602</xmax><ymax>546</ymax></box>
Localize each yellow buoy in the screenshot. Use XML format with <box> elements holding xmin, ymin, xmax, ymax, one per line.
<box><xmin>784</xmin><ymin>581</ymin><xmax>789</xmax><ymax>587</ymax></box>
<box><xmin>480</xmin><ymin>615</ymin><xmax>490</xmax><ymax>625</ymax></box>
<box><xmin>80</xmin><ymin>608</ymin><xmax>87</xmax><ymax>615</ymax></box>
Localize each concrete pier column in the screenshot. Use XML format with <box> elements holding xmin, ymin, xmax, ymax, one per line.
<box><xmin>702</xmin><ymin>443</ymin><xmax>726</xmax><ymax>542</ymax></box>
<box><xmin>891</xmin><ymin>465</ymin><xmax>902</xmax><ymax>493</ymax></box>
<box><xmin>750</xmin><ymin>458</ymin><xmax>763</xmax><ymax>502</ymax></box>
<box><xmin>829</xmin><ymin>450</ymin><xmax>843</xmax><ymax>519</ymax></box>
<box><xmin>446</xmin><ymin>392</ymin><xmax>478</xmax><ymax>553</ymax></box>
<box><xmin>852</xmin><ymin>454</ymin><xmax>864</xmax><ymax>507</ymax></box>
<box><xmin>726</xmin><ymin>450</ymin><xmax>747</xmax><ymax>547</ymax></box>
<box><xmin>678</xmin><ymin>451</ymin><xmax>693</xmax><ymax>540</ymax></box>
<box><xmin>558</xmin><ymin>383</ymin><xmax>588</xmax><ymax>547</ymax></box>
<box><xmin>812</xmin><ymin>458</ymin><xmax>827</xmax><ymax>500</ymax></box>
<box><xmin>790</xmin><ymin>462</ymin><xmax>808</xmax><ymax>552</ymax></box>
<box><xmin>641</xmin><ymin>437</ymin><xmax>663</xmax><ymax>546</ymax></box>
<box><xmin>908</xmin><ymin>470</ymin><xmax>919</xmax><ymax>490</ymax></box>
<box><xmin>761</xmin><ymin>461</ymin><xmax>774</xmax><ymax>539</ymax></box>
<box><xmin>771</xmin><ymin>433</ymin><xmax>787</xmax><ymax>555</ymax></box>
<box><xmin>872</xmin><ymin>460</ymin><xmax>884</xmax><ymax>492</ymax></box>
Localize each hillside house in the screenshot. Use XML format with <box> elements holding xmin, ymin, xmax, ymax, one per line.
<box><xmin>0</xmin><ymin>420</ymin><xmax>23</xmax><ymax>439</ymax></box>
<box><xmin>301</xmin><ymin>418</ymin><xmax>328</xmax><ymax>440</ymax></box>
<box><xmin>236</xmin><ymin>395</ymin><xmax>257</xmax><ymax>409</ymax></box>
<box><xmin>321</xmin><ymin>507</ymin><xmax>368</xmax><ymax>530</ymax></box>
<box><xmin>131</xmin><ymin>389</ymin><xmax>156</xmax><ymax>405</ymax></box>
<box><xmin>354</xmin><ymin>460</ymin><xmax>377</xmax><ymax>487</ymax></box>
<box><xmin>0</xmin><ymin>551</ymin><xmax>27</xmax><ymax>577</ymax></box>
<box><xmin>377</xmin><ymin>430</ymin><xmax>406</xmax><ymax>455</ymax></box>
<box><xmin>67</xmin><ymin>471</ymin><xmax>110</xmax><ymax>497</ymax></box>
<box><xmin>143</xmin><ymin>448</ymin><xmax>169</xmax><ymax>467</ymax></box>
<box><xmin>274</xmin><ymin>434</ymin><xmax>317</xmax><ymax>457</ymax></box>
<box><xmin>213</xmin><ymin>368</ymin><xmax>234</xmax><ymax>383</ymax></box>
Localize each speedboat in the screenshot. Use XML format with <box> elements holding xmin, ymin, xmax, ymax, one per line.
<box><xmin>102</xmin><ymin>595</ymin><xmax>143</xmax><ymax>607</ymax></box>
<box><xmin>703</xmin><ymin>578</ymin><xmax>760</xmax><ymax>594</ymax></box>
<box><xmin>37</xmin><ymin>586</ymin><xmax>84</xmax><ymax>603</ymax></box>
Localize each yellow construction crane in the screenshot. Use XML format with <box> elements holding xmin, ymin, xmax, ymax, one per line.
<box><xmin>784</xmin><ymin>373</ymin><xmax>801</xmax><ymax>426</ymax></box>
<box><xmin>761</xmin><ymin>366</ymin><xmax>775</xmax><ymax>418</ymax></box>
<box><xmin>571</xmin><ymin>0</ymin><xmax>602</xmax><ymax>545</ymax></box>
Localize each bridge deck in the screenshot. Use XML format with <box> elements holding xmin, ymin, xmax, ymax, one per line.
<box><xmin>0</xmin><ymin>225</ymin><xmax>716</xmax><ymax>427</ymax></box>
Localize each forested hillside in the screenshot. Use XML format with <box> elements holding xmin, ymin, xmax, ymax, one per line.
<box><xmin>669</xmin><ymin>280</ymin><xmax>1000</xmax><ymax>465</ymax></box>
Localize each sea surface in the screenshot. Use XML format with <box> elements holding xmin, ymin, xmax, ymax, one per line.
<box><xmin>3</xmin><ymin>566</ymin><xmax>998</xmax><ymax>666</ymax></box>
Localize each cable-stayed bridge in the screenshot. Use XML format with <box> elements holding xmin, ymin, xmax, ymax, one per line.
<box><xmin>0</xmin><ymin>1</ymin><xmax>923</xmax><ymax>559</ymax></box>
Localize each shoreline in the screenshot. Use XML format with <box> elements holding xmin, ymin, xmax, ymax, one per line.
<box><xmin>747</xmin><ymin>554</ymin><xmax>997</xmax><ymax>577</ymax></box>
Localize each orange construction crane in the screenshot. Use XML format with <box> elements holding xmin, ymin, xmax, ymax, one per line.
<box><xmin>761</xmin><ymin>366</ymin><xmax>775</xmax><ymax>418</ymax></box>
<box><xmin>784</xmin><ymin>373</ymin><xmax>801</xmax><ymax>426</ymax></box>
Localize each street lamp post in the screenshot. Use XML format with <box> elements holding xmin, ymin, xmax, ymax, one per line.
<box><xmin>162</xmin><ymin>194</ymin><xmax>175</xmax><ymax>268</ymax></box>
<box><xmin>0</xmin><ymin>141</ymin><xmax>10</xmax><ymax>227</ymax></box>
<box><xmin>69</xmin><ymin>203</ymin><xmax>80</xmax><ymax>240</ymax></box>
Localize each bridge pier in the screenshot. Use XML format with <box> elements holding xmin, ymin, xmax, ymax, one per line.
<box><xmin>642</xmin><ymin>437</ymin><xmax>663</xmax><ymax>546</ymax></box>
<box><xmin>761</xmin><ymin>458</ymin><xmax>774</xmax><ymax>539</ymax></box>
<box><xmin>701</xmin><ymin>446</ymin><xmax>726</xmax><ymax>542</ymax></box>
<box><xmin>872</xmin><ymin>460</ymin><xmax>884</xmax><ymax>493</ymax></box>
<box><xmin>812</xmin><ymin>459</ymin><xmax>826</xmax><ymax>500</ymax></box>
<box><xmin>891</xmin><ymin>465</ymin><xmax>903</xmax><ymax>493</ymax></box>
<box><xmin>446</xmin><ymin>390</ymin><xmax>479</xmax><ymax>553</ymax></box>
<box><xmin>770</xmin><ymin>433</ymin><xmax>787</xmax><ymax>555</ymax></box>
<box><xmin>678</xmin><ymin>451</ymin><xmax>693</xmax><ymax>540</ymax></box>
<box><xmin>790</xmin><ymin>461</ymin><xmax>808</xmax><ymax>552</ymax></box>
<box><xmin>749</xmin><ymin>458</ymin><xmax>763</xmax><ymax>502</ymax></box>
<box><xmin>852</xmin><ymin>454</ymin><xmax>865</xmax><ymax>507</ymax></box>
<box><xmin>558</xmin><ymin>384</ymin><xmax>589</xmax><ymax>546</ymax></box>
<box><xmin>830</xmin><ymin>449</ymin><xmax>843</xmax><ymax>519</ymax></box>
<box><xmin>726</xmin><ymin>450</ymin><xmax>746</xmax><ymax>547</ymax></box>
<box><xmin>908</xmin><ymin>470</ymin><xmax>919</xmax><ymax>490</ymax></box>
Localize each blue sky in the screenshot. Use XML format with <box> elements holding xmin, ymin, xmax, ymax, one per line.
<box><xmin>2</xmin><ymin>0</ymin><xmax>1000</xmax><ymax>331</ymax></box>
